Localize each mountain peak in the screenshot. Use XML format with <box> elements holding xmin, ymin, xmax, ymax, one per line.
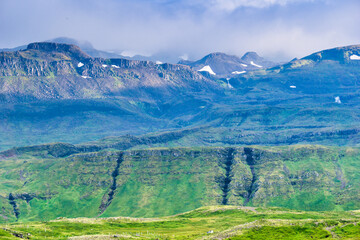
<box><xmin>205</xmin><ymin>52</ymin><xmax>232</xmax><ymax>58</ymax></box>
<box><xmin>26</xmin><ymin>42</ymin><xmax>91</xmax><ymax>59</ymax></box>
<box><xmin>241</xmin><ymin>52</ymin><xmax>262</xmax><ymax>62</ymax></box>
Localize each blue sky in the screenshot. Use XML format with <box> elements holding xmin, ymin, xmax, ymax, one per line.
<box><xmin>0</xmin><ymin>0</ymin><xmax>359</xmax><ymax>62</ymax></box>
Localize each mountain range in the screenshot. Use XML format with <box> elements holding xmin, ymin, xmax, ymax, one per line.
<box><xmin>1</xmin><ymin>41</ymin><xmax>360</xmax><ymax>223</ymax></box>
<box><xmin>179</xmin><ymin>51</ymin><xmax>278</xmax><ymax>76</ymax></box>
<box><xmin>0</xmin><ymin>41</ymin><xmax>360</xmax><ymax>150</ymax></box>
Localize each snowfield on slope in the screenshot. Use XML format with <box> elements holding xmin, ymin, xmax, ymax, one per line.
<box><xmin>250</xmin><ymin>61</ymin><xmax>262</xmax><ymax>68</ymax></box>
<box><xmin>232</xmin><ymin>71</ymin><xmax>246</xmax><ymax>74</ymax></box>
<box><xmin>198</xmin><ymin>65</ymin><xmax>216</xmax><ymax>75</ymax></box>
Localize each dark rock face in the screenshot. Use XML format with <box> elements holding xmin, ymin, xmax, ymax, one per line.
<box><xmin>221</xmin><ymin>148</ymin><xmax>235</xmax><ymax>205</ymax></box>
<box><xmin>8</xmin><ymin>193</ymin><xmax>19</xmax><ymax>220</ymax></box>
<box><xmin>98</xmin><ymin>152</ymin><xmax>124</xmax><ymax>215</ymax></box>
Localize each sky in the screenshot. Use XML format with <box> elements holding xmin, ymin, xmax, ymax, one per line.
<box><xmin>0</xmin><ymin>0</ymin><xmax>359</xmax><ymax>62</ymax></box>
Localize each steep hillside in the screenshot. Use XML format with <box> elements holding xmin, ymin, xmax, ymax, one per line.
<box><xmin>1</xmin><ymin>145</ymin><xmax>360</xmax><ymax>222</ymax></box>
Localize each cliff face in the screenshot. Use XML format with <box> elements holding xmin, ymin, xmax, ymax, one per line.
<box><xmin>1</xmin><ymin>145</ymin><xmax>359</xmax><ymax>222</ymax></box>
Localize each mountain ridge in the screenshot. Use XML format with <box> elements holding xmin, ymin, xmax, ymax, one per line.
<box><xmin>179</xmin><ymin>51</ymin><xmax>278</xmax><ymax>76</ymax></box>
<box><xmin>1</xmin><ymin>42</ymin><xmax>360</xmax><ymax>150</ymax></box>
<box><xmin>0</xmin><ymin>42</ymin><xmax>220</xmax><ymax>101</ymax></box>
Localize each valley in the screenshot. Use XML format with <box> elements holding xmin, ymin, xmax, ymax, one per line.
<box><xmin>0</xmin><ymin>41</ymin><xmax>360</xmax><ymax>239</ymax></box>
<box><xmin>1</xmin><ymin>0</ymin><xmax>359</xmax><ymax>238</ymax></box>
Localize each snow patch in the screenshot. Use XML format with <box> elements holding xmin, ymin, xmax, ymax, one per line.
<box><xmin>232</xmin><ymin>71</ymin><xmax>246</xmax><ymax>74</ymax></box>
<box><xmin>198</xmin><ymin>65</ymin><xmax>216</xmax><ymax>75</ymax></box>
<box><xmin>81</xmin><ymin>76</ymin><xmax>91</xmax><ymax>79</ymax></box>
<box><xmin>241</xmin><ymin>63</ymin><xmax>248</xmax><ymax>67</ymax></box>
<box><xmin>335</xmin><ymin>96</ymin><xmax>341</xmax><ymax>104</ymax></box>
<box><xmin>77</xmin><ymin>62</ymin><xmax>84</xmax><ymax>67</ymax></box>
<box><xmin>350</xmin><ymin>55</ymin><xmax>360</xmax><ymax>60</ymax></box>
<box><xmin>250</xmin><ymin>61</ymin><xmax>262</xmax><ymax>68</ymax></box>
<box><xmin>155</xmin><ymin>61</ymin><xmax>163</xmax><ymax>65</ymax></box>
<box><xmin>111</xmin><ymin>65</ymin><xmax>120</xmax><ymax>69</ymax></box>
<box><xmin>226</xmin><ymin>79</ymin><xmax>234</xmax><ymax>89</ymax></box>
<box><xmin>290</xmin><ymin>86</ymin><xmax>296</xmax><ymax>89</ymax></box>
<box><xmin>102</xmin><ymin>64</ymin><xmax>108</xmax><ymax>68</ymax></box>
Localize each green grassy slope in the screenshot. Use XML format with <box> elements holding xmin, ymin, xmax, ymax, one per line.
<box><xmin>2</xmin><ymin>206</ymin><xmax>360</xmax><ymax>239</ymax></box>
<box><xmin>1</xmin><ymin>145</ymin><xmax>360</xmax><ymax>223</ymax></box>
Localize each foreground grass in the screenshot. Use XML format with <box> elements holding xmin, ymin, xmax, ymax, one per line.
<box><xmin>1</xmin><ymin>206</ymin><xmax>360</xmax><ymax>239</ymax></box>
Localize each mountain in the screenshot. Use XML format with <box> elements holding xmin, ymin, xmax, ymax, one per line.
<box><xmin>0</xmin><ymin>37</ymin><xmax>124</xmax><ymax>59</ymax></box>
<box><xmin>1</xmin><ymin>42</ymin><xmax>360</xmax><ymax>151</ymax></box>
<box><xmin>278</xmin><ymin>44</ymin><xmax>360</xmax><ymax>72</ymax></box>
<box><xmin>0</xmin><ymin>42</ymin><xmax>218</xmax><ymax>101</ymax></box>
<box><xmin>0</xmin><ymin>42</ymin><xmax>223</xmax><ymax>150</ymax></box>
<box><xmin>0</xmin><ymin>37</ymin><xmax>183</xmax><ymax>63</ymax></box>
<box><xmin>241</xmin><ymin>51</ymin><xmax>278</xmax><ymax>68</ymax></box>
<box><xmin>2</xmin><ymin>43</ymin><xmax>360</xmax><ymax>225</ymax></box>
<box><xmin>1</xmin><ymin>145</ymin><xmax>360</xmax><ymax>222</ymax></box>
<box><xmin>229</xmin><ymin>44</ymin><xmax>360</xmax><ymax>95</ymax></box>
<box><xmin>179</xmin><ymin>52</ymin><xmax>278</xmax><ymax>76</ymax></box>
<box><xmin>49</xmin><ymin>37</ymin><xmax>124</xmax><ymax>58</ymax></box>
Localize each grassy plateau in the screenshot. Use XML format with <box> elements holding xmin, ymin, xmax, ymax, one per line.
<box><xmin>1</xmin><ymin>206</ymin><xmax>360</xmax><ymax>239</ymax></box>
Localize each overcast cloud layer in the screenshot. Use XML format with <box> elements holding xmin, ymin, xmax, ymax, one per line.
<box><xmin>0</xmin><ymin>0</ymin><xmax>359</xmax><ymax>62</ymax></box>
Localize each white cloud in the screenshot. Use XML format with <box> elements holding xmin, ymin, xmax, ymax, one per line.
<box><xmin>209</xmin><ymin>0</ymin><xmax>315</xmax><ymax>11</ymax></box>
<box><xmin>179</xmin><ymin>54</ymin><xmax>189</xmax><ymax>61</ymax></box>
<box><xmin>0</xmin><ymin>0</ymin><xmax>358</xmax><ymax>63</ymax></box>
<box><xmin>120</xmin><ymin>50</ymin><xmax>151</xmax><ymax>58</ymax></box>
